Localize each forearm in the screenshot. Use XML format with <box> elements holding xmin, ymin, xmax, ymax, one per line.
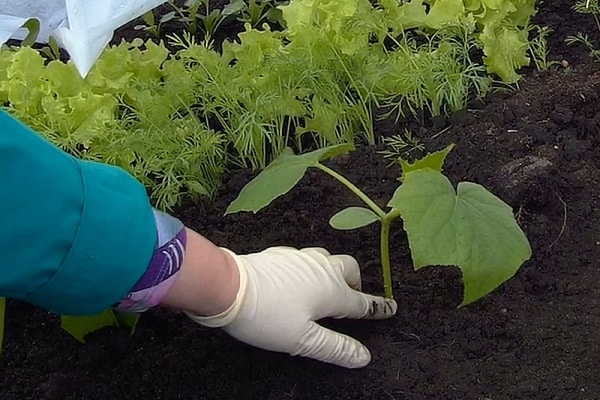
<box><xmin>159</xmin><ymin>228</ymin><xmax>240</xmax><ymax>316</ymax></box>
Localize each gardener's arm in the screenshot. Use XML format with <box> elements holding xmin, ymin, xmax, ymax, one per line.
<box><xmin>0</xmin><ymin>110</ymin><xmax>396</xmax><ymax>368</ymax></box>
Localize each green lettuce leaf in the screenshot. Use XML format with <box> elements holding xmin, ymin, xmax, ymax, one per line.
<box><xmin>480</xmin><ymin>23</ymin><xmax>530</xmax><ymax>83</ymax></box>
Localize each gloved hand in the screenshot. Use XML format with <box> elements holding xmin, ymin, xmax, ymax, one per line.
<box><xmin>185</xmin><ymin>246</ymin><xmax>397</xmax><ymax>368</ymax></box>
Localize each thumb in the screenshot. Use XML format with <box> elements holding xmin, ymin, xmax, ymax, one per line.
<box><xmin>293</xmin><ymin>321</ymin><xmax>372</xmax><ymax>368</ymax></box>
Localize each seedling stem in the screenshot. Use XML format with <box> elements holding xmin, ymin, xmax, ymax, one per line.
<box><xmin>315</xmin><ymin>164</ymin><xmax>395</xmax><ymax>298</ymax></box>
<box><xmin>315</xmin><ymin>164</ymin><xmax>385</xmax><ymax>217</ymax></box>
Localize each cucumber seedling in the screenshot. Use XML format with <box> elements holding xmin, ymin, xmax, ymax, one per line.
<box><xmin>226</xmin><ymin>144</ymin><xmax>531</xmax><ymax>305</ymax></box>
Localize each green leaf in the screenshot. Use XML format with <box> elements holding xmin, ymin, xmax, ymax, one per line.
<box><xmin>114</xmin><ymin>311</ymin><xmax>141</xmax><ymax>335</ymax></box>
<box><xmin>141</xmin><ymin>10</ymin><xmax>156</xmax><ymax>26</ymax></box>
<box><xmin>394</xmin><ymin>0</ymin><xmax>428</xmax><ymax>30</ymax></box>
<box><xmin>223</xmin><ymin>0</ymin><xmax>247</xmax><ymax>16</ymax></box>
<box><xmin>426</xmin><ymin>0</ymin><xmax>465</xmax><ymax>29</ymax></box>
<box><xmin>160</xmin><ymin>11</ymin><xmax>177</xmax><ymax>24</ymax></box>
<box><xmin>0</xmin><ymin>297</ymin><xmax>5</xmax><ymax>355</ymax></box>
<box><xmin>388</xmin><ymin>169</ymin><xmax>531</xmax><ymax>306</ymax></box>
<box><xmin>479</xmin><ymin>23</ymin><xmax>529</xmax><ymax>83</ymax></box>
<box><xmin>226</xmin><ymin>144</ymin><xmax>353</xmax><ymax>214</ymax></box>
<box><xmin>509</xmin><ymin>0</ymin><xmax>536</xmax><ymax>26</ymax></box>
<box><xmin>20</xmin><ymin>18</ymin><xmax>41</xmax><ymax>47</ymax></box>
<box><xmin>329</xmin><ymin>206</ymin><xmax>380</xmax><ymax>230</ymax></box>
<box><xmin>399</xmin><ymin>143</ymin><xmax>454</xmax><ymax>181</ymax></box>
<box><xmin>60</xmin><ymin>310</ymin><xmax>119</xmax><ymax>343</ymax></box>
<box><xmin>186</xmin><ymin>180</ymin><xmax>210</xmax><ymax>197</ymax></box>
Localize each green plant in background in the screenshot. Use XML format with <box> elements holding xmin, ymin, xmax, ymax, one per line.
<box><xmin>38</xmin><ymin>36</ymin><xmax>63</xmax><ymax>61</ymax></box>
<box><xmin>135</xmin><ymin>8</ymin><xmax>177</xmax><ymax>39</ymax></box>
<box><xmin>232</xmin><ymin>0</ymin><xmax>287</xmax><ymax>27</ymax></box>
<box><xmin>168</xmin><ymin>0</ymin><xmax>205</xmax><ymax>36</ymax></box>
<box><xmin>379</xmin><ymin>129</ymin><xmax>425</xmax><ymax>165</ymax></box>
<box><xmin>172</xmin><ymin>18</ymin><xmax>378</xmax><ymax>170</ymax></box>
<box><xmin>226</xmin><ymin>143</ymin><xmax>532</xmax><ymax>303</ymax></box>
<box><xmin>169</xmin><ymin>0</ymin><xmax>242</xmax><ymax>39</ymax></box>
<box><xmin>0</xmin><ymin>0</ymin><xmax>542</xmax><ymax>212</ymax></box>
<box><xmin>379</xmin><ymin>0</ymin><xmax>537</xmax><ymax>83</ymax></box>
<box><xmin>0</xmin><ymin>41</ymin><xmax>227</xmax><ymax>210</ymax></box>
<box><xmin>16</xmin><ymin>18</ymin><xmax>40</xmax><ymax>47</ymax></box>
<box><xmin>527</xmin><ymin>24</ymin><xmax>558</xmax><ymax>71</ymax></box>
<box><xmin>369</xmin><ymin>19</ymin><xmax>494</xmax><ymax>120</ymax></box>
<box><xmin>0</xmin><ymin>18</ymin><xmax>40</xmax><ymax>52</ymax></box>
<box><xmin>0</xmin><ymin>17</ymin><xmax>60</xmax><ymax>60</ymax></box>
<box><xmin>573</xmin><ymin>0</ymin><xmax>600</xmax><ymax>32</ymax></box>
<box><xmin>566</xmin><ymin>32</ymin><xmax>600</xmax><ymax>61</ymax></box>
<box><xmin>566</xmin><ymin>0</ymin><xmax>600</xmax><ymax>61</ymax></box>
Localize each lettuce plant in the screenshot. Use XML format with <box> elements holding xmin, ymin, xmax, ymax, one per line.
<box><xmin>0</xmin><ymin>0</ymin><xmax>540</xmax><ymax>212</ymax></box>
<box><xmin>0</xmin><ymin>43</ymin><xmax>227</xmax><ymax>210</ymax></box>
<box><xmin>226</xmin><ymin>144</ymin><xmax>532</xmax><ymax>304</ymax></box>
<box><xmin>379</xmin><ymin>0</ymin><xmax>536</xmax><ymax>83</ymax></box>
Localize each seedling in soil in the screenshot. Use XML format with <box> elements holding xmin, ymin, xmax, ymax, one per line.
<box><xmin>566</xmin><ymin>0</ymin><xmax>600</xmax><ymax>62</ymax></box>
<box><xmin>226</xmin><ymin>143</ymin><xmax>532</xmax><ymax>305</ymax></box>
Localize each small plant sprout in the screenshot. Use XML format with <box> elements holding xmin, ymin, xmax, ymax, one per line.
<box><xmin>527</xmin><ymin>25</ymin><xmax>559</xmax><ymax>71</ymax></box>
<box><xmin>226</xmin><ymin>144</ymin><xmax>532</xmax><ymax>305</ymax></box>
<box><xmin>566</xmin><ymin>0</ymin><xmax>600</xmax><ymax>61</ymax></box>
<box><xmin>379</xmin><ymin>129</ymin><xmax>425</xmax><ymax>165</ymax></box>
<box><xmin>135</xmin><ymin>9</ymin><xmax>177</xmax><ymax>39</ymax></box>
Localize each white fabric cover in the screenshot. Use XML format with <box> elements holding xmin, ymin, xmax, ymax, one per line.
<box><xmin>0</xmin><ymin>0</ymin><xmax>168</xmax><ymax>77</ymax></box>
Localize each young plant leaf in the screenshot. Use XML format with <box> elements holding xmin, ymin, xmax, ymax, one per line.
<box><xmin>329</xmin><ymin>207</ymin><xmax>380</xmax><ymax>230</ymax></box>
<box><xmin>114</xmin><ymin>311</ymin><xmax>141</xmax><ymax>335</ymax></box>
<box><xmin>20</xmin><ymin>18</ymin><xmax>41</xmax><ymax>47</ymax></box>
<box><xmin>226</xmin><ymin>144</ymin><xmax>354</xmax><ymax>214</ymax></box>
<box><xmin>0</xmin><ymin>297</ymin><xmax>5</xmax><ymax>355</ymax></box>
<box><xmin>399</xmin><ymin>143</ymin><xmax>454</xmax><ymax>181</ymax></box>
<box><xmin>60</xmin><ymin>310</ymin><xmax>119</xmax><ymax>343</ymax></box>
<box><xmin>389</xmin><ymin>168</ymin><xmax>532</xmax><ymax>306</ymax></box>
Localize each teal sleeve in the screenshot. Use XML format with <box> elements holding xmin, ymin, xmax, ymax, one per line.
<box><xmin>0</xmin><ymin>110</ymin><xmax>158</xmax><ymax>315</ymax></box>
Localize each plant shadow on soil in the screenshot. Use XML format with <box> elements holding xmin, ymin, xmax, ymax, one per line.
<box><xmin>2</xmin><ymin>2</ymin><xmax>600</xmax><ymax>399</ymax></box>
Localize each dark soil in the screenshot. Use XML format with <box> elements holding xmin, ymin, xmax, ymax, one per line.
<box><xmin>2</xmin><ymin>3</ymin><xmax>600</xmax><ymax>400</ymax></box>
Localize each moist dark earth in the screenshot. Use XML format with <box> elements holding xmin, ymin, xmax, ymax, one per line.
<box><xmin>2</xmin><ymin>2</ymin><xmax>600</xmax><ymax>400</ymax></box>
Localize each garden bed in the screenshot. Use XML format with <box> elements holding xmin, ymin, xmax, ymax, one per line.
<box><xmin>1</xmin><ymin>1</ymin><xmax>600</xmax><ymax>399</ymax></box>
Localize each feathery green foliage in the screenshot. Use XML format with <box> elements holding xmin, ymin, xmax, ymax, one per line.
<box><xmin>566</xmin><ymin>0</ymin><xmax>600</xmax><ymax>61</ymax></box>
<box><xmin>0</xmin><ymin>0</ymin><xmax>540</xmax><ymax>211</ymax></box>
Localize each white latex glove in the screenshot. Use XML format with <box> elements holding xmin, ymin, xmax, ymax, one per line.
<box><xmin>186</xmin><ymin>247</ymin><xmax>397</xmax><ymax>369</ymax></box>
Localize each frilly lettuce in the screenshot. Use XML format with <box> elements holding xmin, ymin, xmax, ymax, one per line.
<box><xmin>380</xmin><ymin>0</ymin><xmax>536</xmax><ymax>82</ymax></box>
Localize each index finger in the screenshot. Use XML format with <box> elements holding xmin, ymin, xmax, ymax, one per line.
<box><xmin>336</xmin><ymin>290</ymin><xmax>398</xmax><ymax>320</ymax></box>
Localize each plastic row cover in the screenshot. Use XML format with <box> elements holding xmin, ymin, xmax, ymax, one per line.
<box><xmin>0</xmin><ymin>0</ymin><xmax>168</xmax><ymax>77</ymax></box>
